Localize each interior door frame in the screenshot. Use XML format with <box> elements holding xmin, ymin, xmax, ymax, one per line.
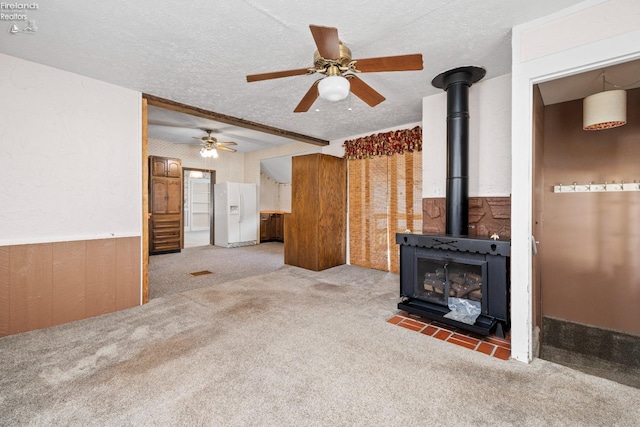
<box><xmin>142</xmin><ymin>98</ymin><xmax>149</xmax><ymax>304</ymax></box>
<box><xmin>183</xmin><ymin>167</ymin><xmax>217</xmax><ymax>245</ymax></box>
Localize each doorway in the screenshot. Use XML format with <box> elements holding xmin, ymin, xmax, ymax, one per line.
<box><xmin>532</xmin><ymin>71</ymin><xmax>640</xmax><ymax>388</ymax></box>
<box><xmin>183</xmin><ymin>168</ymin><xmax>216</xmax><ymax>248</ymax></box>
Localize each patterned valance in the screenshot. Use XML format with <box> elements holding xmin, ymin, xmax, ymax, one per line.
<box><xmin>343</xmin><ymin>126</ymin><xmax>422</xmax><ymax>160</ymax></box>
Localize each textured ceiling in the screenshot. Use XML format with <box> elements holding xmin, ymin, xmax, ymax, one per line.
<box><xmin>538</xmin><ymin>58</ymin><xmax>640</xmax><ymax>105</ymax></box>
<box><xmin>1</xmin><ymin>0</ymin><xmax>587</xmax><ymax>147</ymax></box>
<box><xmin>146</xmin><ymin>105</ymin><xmax>298</xmax><ymax>153</ymax></box>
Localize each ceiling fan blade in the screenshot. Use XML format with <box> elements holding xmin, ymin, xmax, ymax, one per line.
<box><xmin>217</xmin><ymin>146</ymin><xmax>237</xmax><ymax>153</ymax></box>
<box><xmin>246</xmin><ymin>68</ymin><xmax>310</xmax><ymax>82</ymax></box>
<box><xmin>294</xmin><ymin>80</ymin><xmax>320</xmax><ymax>113</ymax></box>
<box><xmin>353</xmin><ymin>54</ymin><xmax>423</xmax><ymax>72</ymax></box>
<box><xmin>309</xmin><ymin>25</ymin><xmax>340</xmax><ymax>60</ymax></box>
<box><xmin>347</xmin><ymin>75</ymin><xmax>385</xmax><ymax>107</ymax></box>
<box><xmin>216</xmin><ymin>141</ymin><xmax>238</xmax><ymax>146</ymax></box>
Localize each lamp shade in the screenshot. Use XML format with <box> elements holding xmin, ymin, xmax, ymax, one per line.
<box><xmin>200</xmin><ymin>146</ymin><xmax>218</xmax><ymax>158</ymax></box>
<box><xmin>318</xmin><ymin>75</ymin><xmax>350</xmax><ymax>101</ymax></box>
<box><xmin>583</xmin><ymin>89</ymin><xmax>627</xmax><ymax>130</ymax></box>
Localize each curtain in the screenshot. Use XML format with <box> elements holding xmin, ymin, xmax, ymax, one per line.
<box><xmin>348</xmin><ymin>151</ymin><xmax>422</xmax><ymax>273</ymax></box>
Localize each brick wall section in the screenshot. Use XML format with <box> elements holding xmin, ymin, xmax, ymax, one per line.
<box><xmin>422</xmin><ymin>197</ymin><xmax>511</xmax><ymax>239</ymax></box>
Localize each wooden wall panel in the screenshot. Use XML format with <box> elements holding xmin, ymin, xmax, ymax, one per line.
<box><xmin>52</xmin><ymin>241</ymin><xmax>87</xmax><ymax>325</ymax></box>
<box><xmin>85</xmin><ymin>239</ymin><xmax>117</xmax><ymax>317</ymax></box>
<box><xmin>1</xmin><ymin>236</ymin><xmax>141</xmax><ymax>337</ymax></box>
<box><xmin>293</xmin><ymin>154</ymin><xmax>320</xmax><ymax>270</ymax></box>
<box><xmin>285</xmin><ymin>154</ymin><xmax>346</xmax><ymax>271</ymax></box>
<box><xmin>115</xmin><ymin>237</ymin><xmax>141</xmax><ymax>310</ymax></box>
<box><xmin>0</xmin><ymin>247</ymin><xmax>9</xmax><ymax>336</ymax></box>
<box><xmin>9</xmin><ymin>244</ymin><xmax>53</xmax><ymax>334</ymax></box>
<box><xmin>318</xmin><ymin>154</ymin><xmax>347</xmax><ymax>271</ymax></box>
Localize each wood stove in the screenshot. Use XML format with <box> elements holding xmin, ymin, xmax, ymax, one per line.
<box><xmin>397</xmin><ymin>66</ymin><xmax>511</xmax><ymax>338</ymax></box>
<box><xmin>397</xmin><ymin>233</ymin><xmax>510</xmax><ymax>337</ymax></box>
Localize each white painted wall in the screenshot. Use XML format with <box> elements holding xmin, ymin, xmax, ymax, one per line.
<box><xmin>0</xmin><ymin>53</ymin><xmax>142</xmax><ymax>246</ymax></box>
<box><xmin>245</xmin><ymin>141</ymin><xmax>321</xmax><ymax>218</ymax></box>
<box><xmin>278</xmin><ymin>183</ymin><xmax>292</xmax><ymax>212</ymax></box>
<box><xmin>511</xmin><ymin>0</ymin><xmax>640</xmax><ymax>362</ymax></box>
<box><xmin>259</xmin><ymin>173</ymin><xmax>280</xmax><ymax>211</ymax></box>
<box><xmin>148</xmin><ymin>138</ymin><xmax>244</xmax><ymax>183</ymax></box>
<box><xmin>422</xmin><ymin>74</ymin><xmax>512</xmax><ymax>199</ymax></box>
<box><xmin>258</xmin><ymin>173</ymin><xmax>292</xmax><ymax>212</ymax></box>
<box><xmin>244</xmin><ymin>141</ymin><xmax>321</xmax><ymax>186</ymax></box>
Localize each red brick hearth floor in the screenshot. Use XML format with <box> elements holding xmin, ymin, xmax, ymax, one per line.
<box><xmin>387</xmin><ymin>311</ymin><xmax>511</xmax><ymax>360</ymax></box>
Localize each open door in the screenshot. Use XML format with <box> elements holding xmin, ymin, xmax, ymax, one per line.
<box><xmin>531</xmin><ymin>85</ymin><xmax>545</xmax><ymax>353</ymax></box>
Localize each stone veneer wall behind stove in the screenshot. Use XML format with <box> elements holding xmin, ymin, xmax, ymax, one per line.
<box><xmin>422</xmin><ymin>197</ymin><xmax>511</xmax><ymax>239</ymax></box>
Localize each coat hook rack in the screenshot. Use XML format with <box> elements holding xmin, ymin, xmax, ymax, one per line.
<box><xmin>553</xmin><ymin>180</ymin><xmax>640</xmax><ymax>193</ymax></box>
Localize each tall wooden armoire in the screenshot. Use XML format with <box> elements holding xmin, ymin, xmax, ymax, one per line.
<box><xmin>284</xmin><ymin>153</ymin><xmax>346</xmax><ymax>271</ymax></box>
<box><xmin>149</xmin><ymin>156</ymin><xmax>183</xmax><ymax>254</ymax></box>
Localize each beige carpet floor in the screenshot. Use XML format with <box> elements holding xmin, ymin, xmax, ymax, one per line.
<box><xmin>1</xmin><ymin>249</ymin><xmax>639</xmax><ymax>425</ymax></box>
<box><xmin>149</xmin><ymin>242</ymin><xmax>285</xmax><ymax>300</ymax></box>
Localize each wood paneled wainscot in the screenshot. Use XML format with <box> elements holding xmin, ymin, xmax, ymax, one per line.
<box><xmin>0</xmin><ymin>237</ymin><xmax>141</xmax><ymax>337</ymax></box>
<box><xmin>284</xmin><ymin>153</ymin><xmax>346</xmax><ymax>271</ymax></box>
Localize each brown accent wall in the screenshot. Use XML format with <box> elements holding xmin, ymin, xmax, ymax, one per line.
<box><xmin>541</xmin><ymin>88</ymin><xmax>640</xmax><ymax>335</ymax></box>
<box><xmin>422</xmin><ymin>197</ymin><xmax>511</xmax><ymax>239</ymax></box>
<box><xmin>0</xmin><ymin>236</ymin><xmax>141</xmax><ymax>337</ymax></box>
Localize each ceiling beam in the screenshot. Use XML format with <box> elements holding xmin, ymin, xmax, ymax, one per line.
<box><xmin>143</xmin><ymin>94</ymin><xmax>329</xmax><ymax>147</ymax></box>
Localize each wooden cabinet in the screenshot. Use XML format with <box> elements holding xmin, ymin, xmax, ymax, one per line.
<box><xmin>151</xmin><ymin>176</ymin><xmax>182</xmax><ymax>214</ymax></box>
<box><xmin>151</xmin><ymin>156</ymin><xmax>181</xmax><ymax>178</ymax></box>
<box><xmin>260</xmin><ymin>212</ymin><xmax>284</xmax><ymax>242</ymax></box>
<box><xmin>149</xmin><ymin>156</ymin><xmax>183</xmax><ymax>254</ymax></box>
<box><xmin>273</xmin><ymin>214</ymin><xmax>283</xmax><ymax>241</ymax></box>
<box><xmin>284</xmin><ymin>154</ymin><xmax>346</xmax><ymax>271</ymax></box>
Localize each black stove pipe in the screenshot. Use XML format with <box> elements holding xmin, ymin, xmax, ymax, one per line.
<box><xmin>432</xmin><ymin>66</ymin><xmax>485</xmax><ymax>237</ymax></box>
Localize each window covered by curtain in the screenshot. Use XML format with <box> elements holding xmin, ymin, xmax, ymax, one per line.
<box><xmin>345</xmin><ymin>127</ymin><xmax>422</xmax><ymax>273</ymax></box>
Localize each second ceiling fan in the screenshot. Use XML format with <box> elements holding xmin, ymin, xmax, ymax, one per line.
<box><xmin>195</xmin><ymin>129</ymin><xmax>237</xmax><ymax>158</ymax></box>
<box><xmin>246</xmin><ymin>25</ymin><xmax>423</xmax><ymax>112</ymax></box>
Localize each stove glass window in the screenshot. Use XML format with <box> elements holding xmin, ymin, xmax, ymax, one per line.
<box><xmin>416</xmin><ymin>258</ymin><xmax>483</xmax><ymax>306</ymax></box>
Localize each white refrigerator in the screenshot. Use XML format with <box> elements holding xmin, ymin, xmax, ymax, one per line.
<box><xmin>214</xmin><ymin>182</ymin><xmax>258</xmax><ymax>248</ymax></box>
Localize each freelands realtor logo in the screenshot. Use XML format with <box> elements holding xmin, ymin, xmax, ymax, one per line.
<box><xmin>1</xmin><ymin>3</ymin><xmax>39</xmax><ymax>21</ymax></box>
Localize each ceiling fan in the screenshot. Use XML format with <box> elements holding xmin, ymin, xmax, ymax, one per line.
<box><xmin>246</xmin><ymin>24</ymin><xmax>423</xmax><ymax>112</ymax></box>
<box><xmin>194</xmin><ymin>129</ymin><xmax>237</xmax><ymax>158</ymax></box>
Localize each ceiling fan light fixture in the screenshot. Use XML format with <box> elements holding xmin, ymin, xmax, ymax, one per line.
<box><xmin>583</xmin><ymin>89</ymin><xmax>627</xmax><ymax>130</ymax></box>
<box><xmin>318</xmin><ymin>75</ymin><xmax>350</xmax><ymax>101</ymax></box>
<box><xmin>200</xmin><ymin>146</ymin><xmax>218</xmax><ymax>158</ymax></box>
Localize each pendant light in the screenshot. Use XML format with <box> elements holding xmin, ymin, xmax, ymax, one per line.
<box><xmin>583</xmin><ymin>72</ymin><xmax>627</xmax><ymax>131</ymax></box>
